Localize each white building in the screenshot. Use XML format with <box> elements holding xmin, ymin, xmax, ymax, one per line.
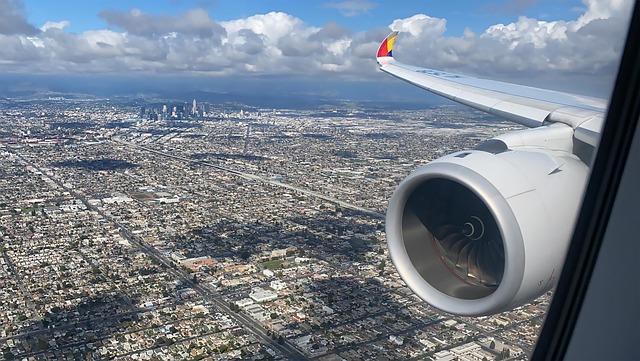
<box><xmin>235</xmin><ymin>298</ymin><xmax>254</xmax><ymax>308</ymax></box>
<box><xmin>263</xmin><ymin>269</ymin><xmax>274</xmax><ymax>277</ymax></box>
<box><xmin>270</xmin><ymin>280</ymin><xmax>287</xmax><ymax>291</ymax></box>
<box><xmin>389</xmin><ymin>335</ymin><xmax>404</xmax><ymax>346</ymax></box>
<box><xmin>249</xmin><ymin>287</ymin><xmax>278</xmax><ymax>303</ymax></box>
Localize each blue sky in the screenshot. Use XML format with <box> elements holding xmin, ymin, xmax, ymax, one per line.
<box><xmin>0</xmin><ymin>0</ymin><xmax>633</xmax><ymax>99</ymax></box>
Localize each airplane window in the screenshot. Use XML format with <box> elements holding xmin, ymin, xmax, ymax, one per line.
<box><xmin>533</xmin><ymin>2</ymin><xmax>640</xmax><ymax>359</ymax></box>
<box><xmin>0</xmin><ymin>1</ymin><xmax>634</xmax><ymax>361</ymax></box>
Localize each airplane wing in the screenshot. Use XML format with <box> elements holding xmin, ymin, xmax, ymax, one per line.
<box><xmin>379</xmin><ymin>31</ymin><xmax>610</xmax><ymax>316</ymax></box>
<box><xmin>377</xmin><ymin>31</ymin><xmax>606</xmax><ymax>147</ymax></box>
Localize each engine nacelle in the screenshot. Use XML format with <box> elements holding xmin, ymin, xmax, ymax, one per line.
<box><xmin>386</xmin><ymin>146</ymin><xmax>589</xmax><ymax>316</ymax></box>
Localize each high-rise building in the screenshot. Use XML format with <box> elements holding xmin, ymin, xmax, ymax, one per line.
<box><xmin>161</xmin><ymin>105</ymin><xmax>168</xmax><ymax>121</ymax></box>
<box><xmin>192</xmin><ymin>99</ymin><xmax>197</xmax><ymax>116</ymax></box>
<box><xmin>139</xmin><ymin>106</ymin><xmax>146</xmax><ymax>119</ymax></box>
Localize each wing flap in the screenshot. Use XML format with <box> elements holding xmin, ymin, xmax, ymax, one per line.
<box><xmin>490</xmin><ymin>101</ymin><xmax>554</xmax><ymax>127</ymax></box>
<box><xmin>453</xmin><ymin>92</ymin><xmax>503</xmax><ymax>113</ymax></box>
<box><xmin>574</xmin><ymin>115</ymin><xmax>604</xmax><ymax>146</ymax></box>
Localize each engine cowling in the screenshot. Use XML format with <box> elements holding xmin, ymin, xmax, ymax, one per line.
<box><xmin>386</xmin><ymin>145</ymin><xmax>589</xmax><ymax>316</ymax></box>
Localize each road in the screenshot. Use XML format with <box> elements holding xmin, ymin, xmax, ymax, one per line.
<box><xmin>11</xmin><ymin>148</ymin><xmax>308</xmax><ymax>361</ymax></box>
<box><xmin>113</xmin><ymin>137</ymin><xmax>385</xmax><ymax>219</ymax></box>
<box><xmin>80</xmin><ymin>191</ymin><xmax>308</xmax><ymax>360</ymax></box>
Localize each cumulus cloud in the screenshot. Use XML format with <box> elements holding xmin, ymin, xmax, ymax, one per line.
<box><xmin>388</xmin><ymin>0</ymin><xmax>633</xmax><ymax>81</ymax></box>
<box><xmin>0</xmin><ymin>0</ymin><xmax>633</xmax><ymax>96</ymax></box>
<box><xmin>0</xmin><ymin>34</ymin><xmax>43</xmax><ymax>62</ymax></box>
<box><xmin>391</xmin><ymin>14</ymin><xmax>447</xmax><ymax>38</ymax></box>
<box><xmin>40</xmin><ymin>20</ymin><xmax>71</xmax><ymax>32</ymax></box>
<box><xmin>578</xmin><ymin>0</ymin><xmax>632</xmax><ymax>23</ymax></box>
<box><xmin>99</xmin><ymin>8</ymin><xmax>226</xmax><ymax>39</ymax></box>
<box><xmin>0</xmin><ymin>0</ymin><xmax>39</xmax><ymax>35</ymax></box>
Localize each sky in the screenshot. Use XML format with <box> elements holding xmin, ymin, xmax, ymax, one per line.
<box><xmin>0</xmin><ymin>0</ymin><xmax>635</xmax><ymax>100</ymax></box>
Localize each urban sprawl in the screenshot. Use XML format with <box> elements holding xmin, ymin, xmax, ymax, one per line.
<box><xmin>0</xmin><ymin>98</ymin><xmax>546</xmax><ymax>360</ymax></box>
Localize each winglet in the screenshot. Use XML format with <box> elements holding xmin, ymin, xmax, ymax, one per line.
<box><xmin>377</xmin><ymin>31</ymin><xmax>399</xmax><ymax>65</ymax></box>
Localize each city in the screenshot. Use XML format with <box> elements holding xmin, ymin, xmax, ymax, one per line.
<box><xmin>0</xmin><ymin>97</ymin><xmax>548</xmax><ymax>360</ymax></box>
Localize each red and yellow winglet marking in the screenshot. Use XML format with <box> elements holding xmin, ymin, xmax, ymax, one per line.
<box><xmin>377</xmin><ymin>31</ymin><xmax>399</xmax><ymax>59</ymax></box>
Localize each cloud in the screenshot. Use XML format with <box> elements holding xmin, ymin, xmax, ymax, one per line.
<box><xmin>387</xmin><ymin>0</ymin><xmax>633</xmax><ymax>83</ymax></box>
<box><xmin>40</xmin><ymin>20</ymin><xmax>71</xmax><ymax>32</ymax></box>
<box><xmin>221</xmin><ymin>12</ymin><xmax>307</xmax><ymax>44</ymax></box>
<box><xmin>390</xmin><ymin>14</ymin><xmax>447</xmax><ymax>38</ymax></box>
<box><xmin>0</xmin><ymin>0</ymin><xmax>39</xmax><ymax>35</ymax></box>
<box><xmin>0</xmin><ymin>0</ymin><xmax>633</xmax><ymax>97</ymax></box>
<box><xmin>99</xmin><ymin>8</ymin><xmax>226</xmax><ymax>39</ymax></box>
<box><xmin>0</xmin><ymin>34</ymin><xmax>43</xmax><ymax>62</ymax></box>
<box><xmin>325</xmin><ymin>0</ymin><xmax>377</xmax><ymax>17</ymax></box>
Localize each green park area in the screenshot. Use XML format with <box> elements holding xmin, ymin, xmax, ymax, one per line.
<box><xmin>262</xmin><ymin>259</ymin><xmax>284</xmax><ymax>270</ymax></box>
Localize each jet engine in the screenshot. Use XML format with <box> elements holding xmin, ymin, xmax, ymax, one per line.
<box><xmin>386</xmin><ymin>134</ymin><xmax>589</xmax><ymax>316</ymax></box>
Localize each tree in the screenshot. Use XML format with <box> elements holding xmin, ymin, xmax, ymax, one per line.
<box><xmin>378</xmin><ymin>260</ymin><xmax>386</xmax><ymax>275</ymax></box>
<box><xmin>490</xmin><ymin>340</ymin><xmax>496</xmax><ymax>349</ymax></box>
<box><xmin>378</xmin><ymin>260</ymin><xmax>386</xmax><ymax>271</ymax></box>
<box><xmin>36</xmin><ymin>339</ymin><xmax>49</xmax><ymax>351</ymax></box>
<box><xmin>2</xmin><ymin>348</ymin><xmax>15</xmax><ymax>360</ymax></box>
<box><xmin>277</xmin><ymin>335</ymin><xmax>284</xmax><ymax>345</ymax></box>
<box><xmin>270</xmin><ymin>312</ymin><xmax>278</xmax><ymax>319</ymax></box>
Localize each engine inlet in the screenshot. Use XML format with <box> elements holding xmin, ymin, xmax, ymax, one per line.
<box><xmin>402</xmin><ymin>178</ymin><xmax>505</xmax><ymax>299</ymax></box>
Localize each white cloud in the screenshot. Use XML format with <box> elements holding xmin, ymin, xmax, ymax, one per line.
<box><xmin>99</xmin><ymin>8</ymin><xmax>226</xmax><ymax>39</ymax></box>
<box><xmin>577</xmin><ymin>0</ymin><xmax>633</xmax><ymax>24</ymax></box>
<box><xmin>390</xmin><ymin>14</ymin><xmax>447</xmax><ymax>38</ymax></box>
<box><xmin>387</xmin><ymin>0</ymin><xmax>632</xmax><ymax>83</ymax></box>
<box><xmin>221</xmin><ymin>12</ymin><xmax>311</xmax><ymax>45</ymax></box>
<box><xmin>40</xmin><ymin>20</ymin><xmax>70</xmax><ymax>32</ymax></box>
<box><xmin>0</xmin><ymin>0</ymin><xmax>38</xmax><ymax>35</ymax></box>
<box><xmin>0</xmin><ymin>0</ymin><xmax>633</xmax><ymax>96</ymax></box>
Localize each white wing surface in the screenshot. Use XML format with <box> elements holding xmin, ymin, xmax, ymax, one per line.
<box><xmin>377</xmin><ymin>31</ymin><xmax>606</xmax><ymax>147</ymax></box>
